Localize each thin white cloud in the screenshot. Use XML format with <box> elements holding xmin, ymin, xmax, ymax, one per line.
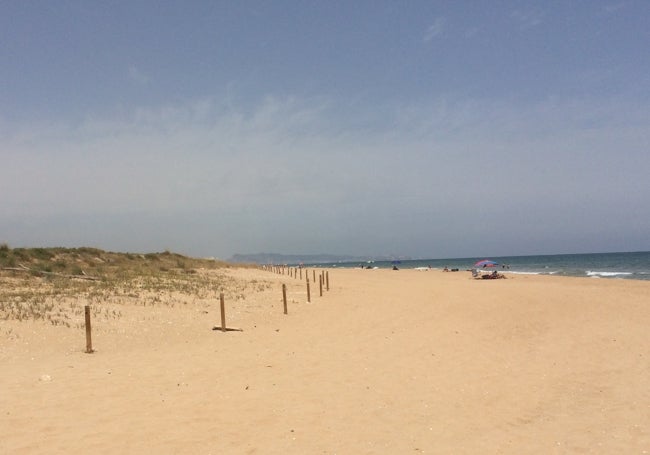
<box><xmin>464</xmin><ymin>27</ymin><xmax>480</xmax><ymax>39</ymax></box>
<box><xmin>510</xmin><ymin>9</ymin><xmax>543</xmax><ymax>30</ymax></box>
<box><xmin>603</xmin><ymin>2</ymin><xmax>626</xmax><ymax>14</ymax></box>
<box><xmin>423</xmin><ymin>17</ymin><xmax>446</xmax><ymax>42</ymax></box>
<box><xmin>127</xmin><ymin>65</ymin><xmax>149</xmax><ymax>84</ymax></box>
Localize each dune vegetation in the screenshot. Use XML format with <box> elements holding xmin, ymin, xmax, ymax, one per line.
<box><xmin>0</xmin><ymin>245</ymin><xmax>263</xmax><ymax>327</ymax></box>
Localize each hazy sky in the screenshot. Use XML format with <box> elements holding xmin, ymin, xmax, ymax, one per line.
<box><xmin>1</xmin><ymin>1</ymin><xmax>649</xmax><ymax>259</ymax></box>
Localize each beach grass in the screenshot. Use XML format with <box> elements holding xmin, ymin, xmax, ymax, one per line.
<box><xmin>0</xmin><ymin>245</ymin><xmax>266</xmax><ymax>326</ymax></box>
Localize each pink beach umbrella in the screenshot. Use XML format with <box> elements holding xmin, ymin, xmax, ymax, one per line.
<box><xmin>474</xmin><ymin>259</ymin><xmax>498</xmax><ymax>268</ymax></box>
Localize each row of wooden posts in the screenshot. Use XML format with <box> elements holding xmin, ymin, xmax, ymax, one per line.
<box><xmin>265</xmin><ymin>266</ymin><xmax>330</xmax><ymax>308</ymax></box>
<box><xmin>261</xmin><ymin>265</ymin><xmax>330</xmax><ymax>297</ymax></box>
<box><xmin>82</xmin><ymin>266</ymin><xmax>331</xmax><ymax>353</ymax></box>
<box><xmin>211</xmin><ymin>266</ymin><xmax>332</xmax><ymax>333</ymax></box>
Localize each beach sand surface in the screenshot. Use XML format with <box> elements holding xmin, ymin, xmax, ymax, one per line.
<box><xmin>2</xmin><ymin>268</ymin><xmax>649</xmax><ymax>454</ymax></box>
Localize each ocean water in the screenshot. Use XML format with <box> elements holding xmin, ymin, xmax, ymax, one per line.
<box><xmin>307</xmin><ymin>251</ymin><xmax>650</xmax><ymax>281</ymax></box>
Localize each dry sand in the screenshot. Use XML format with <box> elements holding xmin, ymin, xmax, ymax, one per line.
<box><xmin>1</xmin><ymin>267</ymin><xmax>649</xmax><ymax>454</ymax></box>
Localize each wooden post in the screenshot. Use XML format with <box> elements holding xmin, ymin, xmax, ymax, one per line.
<box><xmin>220</xmin><ymin>292</ymin><xmax>226</xmax><ymax>332</ymax></box>
<box><xmin>313</xmin><ymin>269</ymin><xmax>316</xmax><ymax>282</ymax></box>
<box><xmin>307</xmin><ymin>279</ymin><xmax>311</xmax><ymax>302</ymax></box>
<box><xmin>282</xmin><ymin>284</ymin><xmax>288</xmax><ymax>314</ymax></box>
<box><xmin>84</xmin><ymin>305</ymin><xmax>93</xmax><ymax>353</ymax></box>
<box><xmin>299</xmin><ymin>268</ymin><xmax>302</xmax><ymax>280</ymax></box>
<box><xmin>319</xmin><ymin>274</ymin><xmax>323</xmax><ymax>296</ymax></box>
<box><xmin>326</xmin><ymin>271</ymin><xmax>330</xmax><ymax>291</ymax></box>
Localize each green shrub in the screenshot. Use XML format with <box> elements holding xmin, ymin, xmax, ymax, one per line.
<box><xmin>32</xmin><ymin>248</ymin><xmax>54</xmax><ymax>260</ymax></box>
<box><xmin>1</xmin><ymin>256</ymin><xmax>17</xmax><ymax>267</ymax></box>
<box><xmin>12</xmin><ymin>249</ymin><xmax>28</xmax><ymax>260</ymax></box>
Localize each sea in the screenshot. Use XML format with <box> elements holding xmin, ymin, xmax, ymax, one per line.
<box><xmin>304</xmin><ymin>251</ymin><xmax>650</xmax><ymax>281</ymax></box>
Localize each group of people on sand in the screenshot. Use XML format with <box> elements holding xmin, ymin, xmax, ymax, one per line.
<box><xmin>356</xmin><ymin>264</ymin><xmax>506</xmax><ymax>277</ymax></box>
<box><xmin>471</xmin><ymin>268</ymin><xmax>507</xmax><ymax>279</ymax></box>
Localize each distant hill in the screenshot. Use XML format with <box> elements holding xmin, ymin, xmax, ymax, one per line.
<box><xmin>229</xmin><ymin>253</ymin><xmax>407</xmax><ymax>265</ymax></box>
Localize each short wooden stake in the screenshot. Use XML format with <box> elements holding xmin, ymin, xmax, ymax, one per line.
<box><xmin>282</xmin><ymin>284</ymin><xmax>288</xmax><ymax>314</ymax></box>
<box><xmin>307</xmin><ymin>279</ymin><xmax>311</xmax><ymax>302</ymax></box>
<box><xmin>84</xmin><ymin>305</ymin><xmax>93</xmax><ymax>353</ymax></box>
<box><xmin>326</xmin><ymin>271</ymin><xmax>330</xmax><ymax>290</ymax></box>
<box><xmin>220</xmin><ymin>292</ymin><xmax>226</xmax><ymax>332</ymax></box>
<box><xmin>313</xmin><ymin>269</ymin><xmax>316</xmax><ymax>282</ymax></box>
<box><xmin>319</xmin><ymin>274</ymin><xmax>323</xmax><ymax>296</ymax></box>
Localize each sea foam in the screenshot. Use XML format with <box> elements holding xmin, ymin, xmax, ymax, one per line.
<box><xmin>586</xmin><ymin>271</ymin><xmax>633</xmax><ymax>278</ymax></box>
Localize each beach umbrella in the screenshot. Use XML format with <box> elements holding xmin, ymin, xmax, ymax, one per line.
<box><xmin>474</xmin><ymin>259</ymin><xmax>498</xmax><ymax>268</ymax></box>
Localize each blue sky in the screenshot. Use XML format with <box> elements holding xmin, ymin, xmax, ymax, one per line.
<box><xmin>1</xmin><ymin>1</ymin><xmax>649</xmax><ymax>259</ymax></box>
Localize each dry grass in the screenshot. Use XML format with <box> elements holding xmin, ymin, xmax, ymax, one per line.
<box><xmin>0</xmin><ymin>245</ymin><xmax>270</xmax><ymax>327</ymax></box>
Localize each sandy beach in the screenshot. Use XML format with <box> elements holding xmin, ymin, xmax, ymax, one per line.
<box><xmin>2</xmin><ymin>267</ymin><xmax>649</xmax><ymax>454</ymax></box>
